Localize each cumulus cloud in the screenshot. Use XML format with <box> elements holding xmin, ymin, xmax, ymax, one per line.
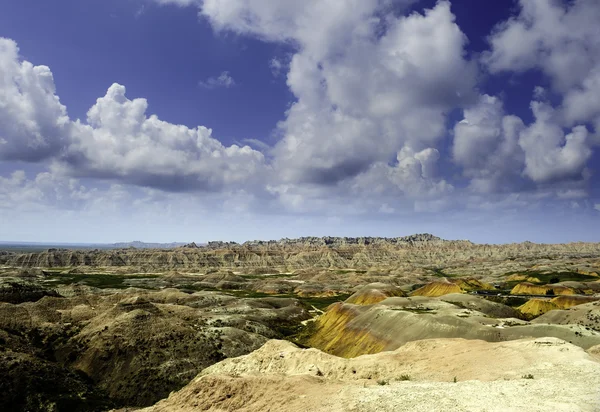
<box><xmin>62</xmin><ymin>83</ymin><xmax>265</xmax><ymax>191</ymax></box>
<box><xmin>519</xmin><ymin>102</ymin><xmax>592</xmax><ymax>184</ymax></box>
<box><xmin>0</xmin><ymin>38</ymin><xmax>69</xmax><ymax>162</ymax></box>
<box><xmin>351</xmin><ymin>147</ymin><xmax>453</xmax><ymax>200</ymax></box>
<box><xmin>198</xmin><ymin>71</ymin><xmax>236</xmax><ymax>89</ymax></box>
<box><xmin>453</xmin><ymin>94</ymin><xmax>593</xmax><ymax>192</ymax></box>
<box><xmin>0</xmin><ymin>39</ymin><xmax>265</xmax><ymax>193</ymax></box>
<box><xmin>0</xmin><ymin>170</ymin><xmax>93</xmax><ymax>211</ymax></box>
<box><xmin>484</xmin><ymin>0</ymin><xmax>600</xmax><ymax>131</ymax></box>
<box><xmin>453</xmin><ymin>95</ymin><xmax>525</xmax><ymax>193</ymax></box>
<box><xmin>264</xmin><ymin>1</ymin><xmax>477</xmax><ymax>184</ymax></box>
<box><xmin>1</xmin><ymin>0</ymin><xmax>599</xmax><ymax>220</ymax></box>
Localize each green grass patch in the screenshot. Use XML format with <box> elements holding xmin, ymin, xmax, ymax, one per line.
<box><xmin>42</xmin><ymin>274</ymin><xmax>160</xmax><ymax>289</ymax></box>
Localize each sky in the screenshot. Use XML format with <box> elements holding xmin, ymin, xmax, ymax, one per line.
<box><xmin>0</xmin><ymin>0</ymin><xmax>599</xmax><ymax>244</ymax></box>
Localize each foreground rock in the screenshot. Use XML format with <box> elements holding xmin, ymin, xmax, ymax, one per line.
<box><xmin>141</xmin><ymin>338</ymin><xmax>600</xmax><ymax>412</ymax></box>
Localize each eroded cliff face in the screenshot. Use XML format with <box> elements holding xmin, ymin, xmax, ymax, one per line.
<box><xmin>2</xmin><ymin>236</ymin><xmax>600</xmax><ymax>275</ymax></box>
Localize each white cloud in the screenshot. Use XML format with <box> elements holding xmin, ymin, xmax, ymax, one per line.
<box><xmin>0</xmin><ymin>38</ymin><xmax>69</xmax><ymax>162</ymax></box>
<box><xmin>1</xmin><ymin>0</ymin><xmax>599</xmax><ymax>223</ymax></box>
<box><xmin>484</xmin><ymin>0</ymin><xmax>600</xmax><ymax>132</ymax></box>
<box><xmin>453</xmin><ymin>95</ymin><xmax>525</xmax><ymax>193</ymax></box>
<box><xmin>198</xmin><ymin>71</ymin><xmax>236</xmax><ymax>89</ymax></box>
<box><xmin>453</xmin><ymin>94</ymin><xmax>593</xmax><ymax>191</ymax></box>
<box><xmin>595</xmin><ymin>203</ymin><xmax>600</xmax><ymax>212</ymax></box>
<box><xmin>0</xmin><ymin>170</ymin><xmax>93</xmax><ymax>211</ymax></box>
<box><xmin>62</xmin><ymin>83</ymin><xmax>265</xmax><ymax>191</ymax></box>
<box><xmin>267</xmin><ymin>1</ymin><xmax>477</xmax><ymax>184</ymax></box>
<box><xmin>519</xmin><ymin>102</ymin><xmax>592</xmax><ymax>184</ymax></box>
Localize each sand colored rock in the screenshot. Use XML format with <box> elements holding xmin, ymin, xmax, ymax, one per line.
<box><xmin>140</xmin><ymin>338</ymin><xmax>600</xmax><ymax>412</ymax></box>
<box><xmin>550</xmin><ymin>295</ymin><xmax>600</xmax><ymax>309</ymax></box>
<box><xmin>533</xmin><ymin>300</ymin><xmax>600</xmax><ymax>331</ymax></box>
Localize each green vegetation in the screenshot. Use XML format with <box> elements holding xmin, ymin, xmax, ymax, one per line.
<box><xmin>238</xmin><ymin>273</ymin><xmax>296</xmax><ymax>280</ymax></box>
<box><xmin>397</xmin><ymin>374</ymin><xmax>411</xmax><ymax>381</ymax></box>
<box><xmin>377</xmin><ymin>379</ymin><xmax>389</xmax><ymax>385</ymax></box>
<box><xmin>522</xmin><ymin>374</ymin><xmax>534</xmax><ymax>379</ymax></box>
<box><xmin>484</xmin><ymin>295</ymin><xmax>529</xmax><ymax>308</ymax></box>
<box><xmin>42</xmin><ymin>274</ymin><xmax>160</xmax><ymax>289</ymax></box>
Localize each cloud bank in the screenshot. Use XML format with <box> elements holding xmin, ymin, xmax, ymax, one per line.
<box><xmin>1</xmin><ymin>0</ymin><xmax>600</xmax><ymax>227</ymax></box>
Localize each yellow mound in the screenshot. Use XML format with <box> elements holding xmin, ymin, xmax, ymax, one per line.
<box><xmin>346</xmin><ymin>285</ymin><xmax>405</xmax><ymax>305</ymax></box>
<box><xmin>305</xmin><ymin>303</ymin><xmax>387</xmax><ymax>358</ymax></box>
<box><xmin>510</xmin><ymin>282</ymin><xmax>576</xmax><ymax>296</ymax></box>
<box><xmin>451</xmin><ymin>278</ymin><xmax>495</xmax><ymax>291</ymax></box>
<box><xmin>518</xmin><ymin>299</ymin><xmax>559</xmax><ymax>317</ymax></box>
<box><xmin>550</xmin><ymin>295</ymin><xmax>600</xmax><ymax>309</ymax></box>
<box><xmin>410</xmin><ymin>281</ymin><xmax>462</xmax><ymax>297</ymax></box>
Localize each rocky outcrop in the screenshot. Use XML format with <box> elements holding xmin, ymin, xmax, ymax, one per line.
<box><xmin>140</xmin><ymin>338</ymin><xmax>600</xmax><ymax>412</ymax></box>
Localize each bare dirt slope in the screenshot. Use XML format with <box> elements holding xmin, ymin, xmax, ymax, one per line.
<box><xmin>141</xmin><ymin>338</ymin><xmax>600</xmax><ymax>412</ymax></box>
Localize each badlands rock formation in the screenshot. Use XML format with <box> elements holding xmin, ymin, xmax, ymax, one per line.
<box><xmin>2</xmin><ymin>235</ymin><xmax>600</xmax><ymax>279</ymax></box>
<box><xmin>2</xmin><ymin>235</ymin><xmax>600</xmax><ymax>411</ymax></box>
<box><xmin>141</xmin><ymin>338</ymin><xmax>600</xmax><ymax>412</ymax></box>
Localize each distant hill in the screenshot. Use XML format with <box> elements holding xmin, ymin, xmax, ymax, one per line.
<box><xmin>109</xmin><ymin>241</ymin><xmax>188</xmax><ymax>249</ymax></box>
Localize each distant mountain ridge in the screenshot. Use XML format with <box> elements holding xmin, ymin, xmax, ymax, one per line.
<box><xmin>204</xmin><ymin>233</ymin><xmax>448</xmax><ymax>249</ymax></box>
<box><xmin>110</xmin><ymin>241</ymin><xmax>189</xmax><ymax>249</ymax></box>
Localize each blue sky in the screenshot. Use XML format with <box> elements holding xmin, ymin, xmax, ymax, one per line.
<box><xmin>0</xmin><ymin>0</ymin><xmax>599</xmax><ymax>244</ymax></box>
